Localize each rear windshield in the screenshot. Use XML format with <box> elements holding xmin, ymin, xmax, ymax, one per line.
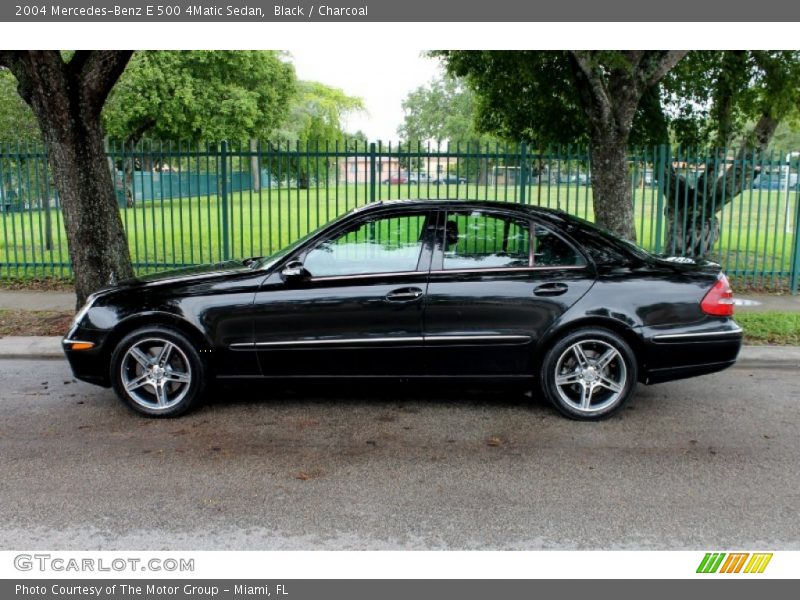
<box><xmin>560</xmin><ymin>213</ymin><xmax>653</xmax><ymax>260</ymax></box>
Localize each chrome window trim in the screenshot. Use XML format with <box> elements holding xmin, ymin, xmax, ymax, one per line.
<box><xmin>308</xmin><ymin>265</ymin><xmax>588</xmax><ymax>282</ymax></box>
<box><xmin>308</xmin><ymin>270</ymin><xmax>425</xmax><ymax>283</ymax></box>
<box><xmin>429</xmin><ymin>265</ymin><xmax>588</xmax><ymax>275</ymax></box>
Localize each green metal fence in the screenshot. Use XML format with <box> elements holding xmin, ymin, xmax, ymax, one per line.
<box><xmin>1</xmin><ymin>141</ymin><xmax>799</xmax><ymax>293</ymax></box>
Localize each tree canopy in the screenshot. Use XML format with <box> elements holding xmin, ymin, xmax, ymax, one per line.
<box><xmin>660</xmin><ymin>51</ymin><xmax>800</xmax><ymax>149</ymax></box>
<box><xmin>432</xmin><ymin>50</ymin><xmax>800</xmax><ymax>151</ymax></box>
<box><xmin>268</xmin><ymin>80</ymin><xmax>364</xmax><ymax>187</ymax></box>
<box><xmin>103</xmin><ymin>51</ymin><xmax>297</xmax><ymax>145</ymax></box>
<box><xmin>273</xmin><ymin>80</ymin><xmax>365</xmax><ymax>146</ymax></box>
<box><xmin>398</xmin><ymin>74</ymin><xmax>497</xmax><ymax>145</ymax></box>
<box><xmin>0</xmin><ymin>68</ymin><xmax>40</xmax><ymax>143</ymax></box>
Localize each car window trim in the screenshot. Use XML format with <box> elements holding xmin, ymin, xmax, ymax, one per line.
<box><xmin>307</xmin><ymin>270</ymin><xmax>429</xmax><ymax>283</ymax></box>
<box><xmin>428</xmin><ymin>264</ymin><xmax>589</xmax><ymax>276</ymax></box>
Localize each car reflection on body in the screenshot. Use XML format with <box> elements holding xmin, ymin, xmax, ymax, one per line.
<box><xmin>63</xmin><ymin>200</ymin><xmax>742</xmax><ymax>420</ymax></box>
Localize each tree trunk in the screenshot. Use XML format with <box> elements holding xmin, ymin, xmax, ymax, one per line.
<box><xmin>477</xmin><ymin>157</ymin><xmax>488</xmax><ymax>186</ymax></box>
<box><xmin>1</xmin><ymin>51</ymin><xmax>134</xmax><ymax>307</ymax></box>
<box><xmin>46</xmin><ymin>113</ymin><xmax>134</xmax><ymax>306</ymax></box>
<box><xmin>568</xmin><ymin>51</ymin><xmax>686</xmax><ymax>241</ymax></box>
<box><xmin>663</xmin><ymin>201</ymin><xmax>720</xmax><ymax>257</ymax></box>
<box><xmin>589</xmin><ymin>130</ymin><xmax>637</xmax><ymax>241</ymax></box>
<box><xmin>662</xmin><ymin>113</ymin><xmax>778</xmax><ymax>256</ymax></box>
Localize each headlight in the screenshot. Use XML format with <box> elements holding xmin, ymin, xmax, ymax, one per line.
<box><xmin>70</xmin><ymin>292</ymin><xmax>99</xmax><ymax>330</ymax></box>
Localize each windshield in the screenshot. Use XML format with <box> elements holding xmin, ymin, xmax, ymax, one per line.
<box><xmin>249</xmin><ymin>211</ymin><xmax>353</xmax><ymax>270</ymax></box>
<box><xmin>249</xmin><ymin>230</ymin><xmax>319</xmax><ymax>271</ymax></box>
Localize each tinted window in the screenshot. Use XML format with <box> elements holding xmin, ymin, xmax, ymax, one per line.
<box><xmin>304</xmin><ymin>213</ymin><xmax>428</xmax><ymax>277</ymax></box>
<box><xmin>442</xmin><ymin>210</ymin><xmax>530</xmax><ymax>270</ymax></box>
<box><xmin>532</xmin><ymin>224</ymin><xmax>585</xmax><ymax>267</ymax></box>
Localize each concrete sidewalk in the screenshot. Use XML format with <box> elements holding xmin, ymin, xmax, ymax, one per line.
<box><xmin>0</xmin><ymin>290</ymin><xmax>75</xmax><ymax>312</ymax></box>
<box><xmin>0</xmin><ymin>289</ymin><xmax>798</xmax><ymax>313</ymax></box>
<box><xmin>2</xmin><ymin>335</ymin><xmax>798</xmax><ymax>368</ymax></box>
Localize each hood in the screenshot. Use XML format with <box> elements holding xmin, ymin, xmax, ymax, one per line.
<box><xmin>118</xmin><ymin>260</ymin><xmax>254</xmax><ymax>288</ymax></box>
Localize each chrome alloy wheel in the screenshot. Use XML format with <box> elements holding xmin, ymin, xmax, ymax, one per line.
<box><xmin>553</xmin><ymin>339</ymin><xmax>627</xmax><ymax>415</ymax></box>
<box><xmin>119</xmin><ymin>338</ymin><xmax>192</xmax><ymax>412</ymax></box>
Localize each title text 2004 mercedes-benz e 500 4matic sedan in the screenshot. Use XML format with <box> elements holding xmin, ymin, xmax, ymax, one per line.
<box><xmin>63</xmin><ymin>200</ymin><xmax>742</xmax><ymax>420</ymax></box>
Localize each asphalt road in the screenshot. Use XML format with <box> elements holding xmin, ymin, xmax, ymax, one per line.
<box><xmin>1</xmin><ymin>359</ymin><xmax>798</xmax><ymax>550</ymax></box>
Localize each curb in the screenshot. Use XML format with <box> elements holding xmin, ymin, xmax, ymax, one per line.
<box><xmin>733</xmin><ymin>346</ymin><xmax>800</xmax><ymax>370</ymax></box>
<box><xmin>0</xmin><ymin>337</ymin><xmax>798</xmax><ymax>368</ymax></box>
<box><xmin>0</xmin><ymin>336</ymin><xmax>64</xmax><ymax>360</ymax></box>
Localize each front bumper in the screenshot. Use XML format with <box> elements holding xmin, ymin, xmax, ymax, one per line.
<box><xmin>62</xmin><ymin>331</ymin><xmax>112</xmax><ymax>387</ymax></box>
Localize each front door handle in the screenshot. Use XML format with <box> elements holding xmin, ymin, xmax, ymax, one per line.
<box><xmin>534</xmin><ymin>282</ymin><xmax>569</xmax><ymax>297</ymax></box>
<box><xmin>386</xmin><ymin>287</ymin><xmax>424</xmax><ymax>302</ymax></box>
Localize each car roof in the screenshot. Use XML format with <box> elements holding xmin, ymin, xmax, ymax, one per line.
<box><xmin>352</xmin><ymin>198</ymin><xmax>560</xmax><ymax>218</ymax></box>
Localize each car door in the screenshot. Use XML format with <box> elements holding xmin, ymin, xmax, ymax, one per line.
<box><xmin>251</xmin><ymin>209</ymin><xmax>436</xmax><ymax>377</ymax></box>
<box><xmin>423</xmin><ymin>207</ymin><xmax>596</xmax><ymax>376</ymax></box>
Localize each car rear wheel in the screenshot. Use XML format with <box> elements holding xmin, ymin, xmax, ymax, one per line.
<box><xmin>110</xmin><ymin>327</ymin><xmax>206</xmax><ymax>417</ymax></box>
<box><xmin>540</xmin><ymin>328</ymin><xmax>637</xmax><ymax>420</ymax></box>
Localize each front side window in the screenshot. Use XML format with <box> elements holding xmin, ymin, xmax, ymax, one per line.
<box><xmin>304</xmin><ymin>212</ymin><xmax>429</xmax><ymax>277</ymax></box>
<box><xmin>442</xmin><ymin>210</ymin><xmax>531</xmax><ymax>270</ymax></box>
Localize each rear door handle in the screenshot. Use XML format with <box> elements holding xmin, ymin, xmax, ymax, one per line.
<box><xmin>386</xmin><ymin>287</ymin><xmax>424</xmax><ymax>302</ymax></box>
<box><xmin>534</xmin><ymin>283</ymin><xmax>568</xmax><ymax>297</ymax></box>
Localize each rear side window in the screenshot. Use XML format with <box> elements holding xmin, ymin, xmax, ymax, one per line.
<box><xmin>439</xmin><ymin>209</ymin><xmax>585</xmax><ymax>270</ymax></box>
<box><xmin>442</xmin><ymin>210</ymin><xmax>530</xmax><ymax>270</ymax></box>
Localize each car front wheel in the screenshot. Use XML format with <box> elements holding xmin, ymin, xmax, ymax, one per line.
<box><xmin>110</xmin><ymin>326</ymin><xmax>206</xmax><ymax>417</ymax></box>
<box><xmin>540</xmin><ymin>328</ymin><xmax>637</xmax><ymax>420</ymax></box>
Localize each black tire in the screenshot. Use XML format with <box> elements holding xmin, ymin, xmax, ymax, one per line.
<box><xmin>110</xmin><ymin>326</ymin><xmax>206</xmax><ymax>417</ymax></box>
<box><xmin>539</xmin><ymin>327</ymin><xmax>637</xmax><ymax>420</ymax></box>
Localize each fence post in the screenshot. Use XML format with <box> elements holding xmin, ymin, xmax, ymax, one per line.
<box><xmin>220</xmin><ymin>140</ymin><xmax>230</xmax><ymax>261</ymax></box>
<box><xmin>249</xmin><ymin>138</ymin><xmax>260</xmax><ymax>192</ymax></box>
<box><xmin>369</xmin><ymin>142</ymin><xmax>377</xmax><ymax>203</ymax></box>
<box><xmin>519</xmin><ymin>142</ymin><xmax>528</xmax><ymax>205</ymax></box>
<box><xmin>791</xmin><ymin>195</ymin><xmax>800</xmax><ymax>295</ymax></box>
<box><xmin>654</xmin><ymin>144</ymin><xmax>667</xmax><ymax>254</ymax></box>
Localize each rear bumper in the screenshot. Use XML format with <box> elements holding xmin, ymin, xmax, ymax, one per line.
<box><xmin>640</xmin><ymin>319</ymin><xmax>742</xmax><ymax>385</ymax></box>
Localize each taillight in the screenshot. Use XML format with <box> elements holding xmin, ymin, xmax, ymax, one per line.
<box><xmin>701</xmin><ymin>273</ymin><xmax>734</xmax><ymax>316</ymax></box>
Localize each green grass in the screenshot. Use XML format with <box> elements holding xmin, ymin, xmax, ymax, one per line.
<box><xmin>1</xmin><ymin>182</ymin><xmax>797</xmax><ymax>287</ymax></box>
<box><xmin>737</xmin><ymin>312</ymin><xmax>800</xmax><ymax>345</ymax></box>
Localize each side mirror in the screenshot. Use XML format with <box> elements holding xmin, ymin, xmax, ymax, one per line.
<box><xmin>280</xmin><ymin>260</ymin><xmax>310</xmax><ymax>283</ymax></box>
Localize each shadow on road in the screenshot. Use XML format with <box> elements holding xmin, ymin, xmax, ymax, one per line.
<box><xmin>206</xmin><ymin>379</ymin><xmax>539</xmax><ymax>412</ymax></box>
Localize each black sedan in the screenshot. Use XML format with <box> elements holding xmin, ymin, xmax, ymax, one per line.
<box><xmin>63</xmin><ymin>200</ymin><xmax>742</xmax><ymax>420</ymax></box>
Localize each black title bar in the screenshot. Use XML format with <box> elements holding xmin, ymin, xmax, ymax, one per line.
<box><xmin>3</xmin><ymin>0</ymin><xmax>800</xmax><ymax>22</ymax></box>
